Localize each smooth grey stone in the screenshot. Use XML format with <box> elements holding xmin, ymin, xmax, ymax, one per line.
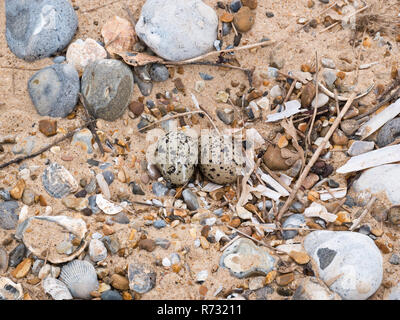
<box><xmin>149</xmin><ymin>64</ymin><xmax>169</xmax><ymax>82</ymax></box>
<box><xmin>88</xmin><ymin>195</ymin><xmax>100</xmax><ymax>214</ymax></box>
<box><xmin>9</xmin><ymin>243</ymin><xmax>26</xmax><ymax>267</ymax></box>
<box><xmin>128</xmin><ymin>263</ymin><xmax>156</xmax><ymax>294</ymax></box>
<box><xmin>358</xmin><ymin>224</ymin><xmax>371</xmax><ymax>235</ymax></box>
<box><xmin>230</xmin><ymin>0</ymin><xmax>242</xmax><ymax>12</ymax></box>
<box><xmin>101</xmin><ymin>290</ymin><xmax>123</xmax><ymax>300</ymax></box>
<box><xmin>321</xmin><ymin>58</ymin><xmax>336</xmax><ymax>69</ymax></box>
<box><xmin>112</xmin><ymin>212</ymin><xmax>130</xmax><ymax>224</ymax></box>
<box><xmin>347</xmin><ymin>141</ymin><xmax>374</xmax><ymax>157</ymax></box>
<box><xmin>102</xmin><ymin>171</ymin><xmax>114</xmax><ymax>185</ymax></box>
<box><xmin>85</xmin><ymin>178</ymin><xmax>97</xmax><ymax>194</ymax></box>
<box><xmin>81</xmin><ymin>59</ymin><xmax>134</xmax><ymax>121</ymax></box>
<box><xmin>377</xmin><ymin>118</ymin><xmax>400</xmax><ymax>147</ymax></box>
<box><xmin>135</xmin><ymin>0</ymin><xmax>218</xmax><ymax>61</ymax></box>
<box><xmin>282</xmin><ymin>214</ymin><xmax>305</xmax><ymax>240</ymax></box>
<box><xmin>12</xmin><ymin>137</ymin><xmax>36</xmax><ymax>155</ymax></box>
<box><xmin>389</xmin><ymin>253</ymin><xmax>400</xmax><ymax>265</ymax></box>
<box><xmin>217</xmin><ymin>108</ymin><xmax>234</xmax><ymax>125</ymax></box>
<box><xmin>266</xmin><ymin>67</ymin><xmax>278</xmax><ymax>79</ymax></box>
<box><xmin>130</xmin><ymin>182</ymin><xmax>145</xmax><ymax>195</ymax></box>
<box><xmin>312</xmin><ymin>93</ymin><xmax>329</xmax><ymax>108</ymax></box>
<box><xmin>102</xmin><ymin>236</ymin><xmax>120</xmax><ymax>255</ymax></box>
<box><xmin>152</xmin><ymin>182</ymin><xmax>169</xmax><ymax>197</ymax></box>
<box><xmin>5</xmin><ymin>0</ymin><xmax>78</xmax><ymax>61</ymax></box>
<box><xmin>53</xmin><ymin>56</ymin><xmax>66</xmax><ymax>64</ymax></box>
<box><xmin>0</xmin><ymin>189</ymin><xmax>11</xmax><ymax>201</ymax></box>
<box><xmin>327</xmin><ymin>179</ymin><xmax>339</xmax><ymax>188</ymax></box>
<box><xmin>0</xmin><ymin>201</ymin><xmax>19</xmax><ymax>230</ymax></box>
<box><xmin>28</xmin><ymin>64</ymin><xmax>79</xmax><ymax>118</ymax></box>
<box><xmin>304</xmin><ymin>231</ymin><xmax>383</xmax><ymax>300</ymax></box>
<box><xmin>222</xmin><ymin>22</ymin><xmax>232</xmax><ymax>36</ymax></box>
<box><xmin>182</xmin><ymin>189</ymin><xmax>200</xmax><ymax>211</ymax></box>
<box><xmin>133</xmin><ymin>73</ymin><xmax>153</xmax><ymax>96</ymax></box>
<box><xmin>155</xmin><ymin>238</ymin><xmax>170</xmax><ymax>249</ymax></box>
<box><xmin>153</xmin><ymin>219</ymin><xmax>166</xmax><ymax>229</ymax></box>
<box><xmin>22</xmin><ymin>189</ymin><xmax>35</xmax><ymax>206</ymax></box>
<box><xmin>322</xmin><ymin>69</ymin><xmax>337</xmax><ymax>88</ymax></box>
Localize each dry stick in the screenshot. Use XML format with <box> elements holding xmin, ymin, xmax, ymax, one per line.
<box><xmin>284</xmin><ymin>80</ymin><xmax>296</xmax><ymax>103</ymax></box>
<box><xmin>277</xmin><ymin>92</ymin><xmax>357</xmax><ymax>222</ymax></box>
<box><xmin>82</xmin><ymin>0</ymin><xmax>125</xmax><ymax>13</ymax></box>
<box><xmin>260</xmin><ymin>163</ymin><xmax>293</xmax><ymax>193</ymax></box>
<box><xmin>165</xmin><ymin>40</ymin><xmax>275</xmax><ymax>65</ymax></box>
<box><xmin>349</xmin><ymin>196</ymin><xmax>376</xmax><ymax>231</ymax></box>
<box><xmin>198</xmin><ymin>105</ymin><xmax>221</xmax><ymax>135</ymax></box>
<box><xmin>318</xmin><ymin>81</ymin><xmax>374</xmax><ymax>101</ymax></box>
<box><xmin>0</xmin><ymin>120</ymin><xmax>96</xmax><ymax>170</ymax></box>
<box><xmin>334</xmin><ymin>89</ymin><xmax>340</xmax><ymax>116</ymax></box>
<box><xmin>307</xmin><ymin>51</ymin><xmax>319</xmax><ymax>146</ymax></box>
<box><xmin>0</xmin><ymin>66</ymin><xmax>41</xmax><ymax>71</ymax></box>
<box><xmin>295</xmin><ymin>1</ymin><xmax>338</xmax><ymax>33</ymax></box>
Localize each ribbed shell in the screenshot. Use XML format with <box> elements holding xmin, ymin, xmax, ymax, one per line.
<box><xmin>59</xmin><ymin>260</ymin><xmax>98</xmax><ymax>299</ymax></box>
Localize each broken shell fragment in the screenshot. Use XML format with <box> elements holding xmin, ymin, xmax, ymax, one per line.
<box><xmin>101</xmin><ymin>16</ymin><xmax>136</xmax><ymax>56</ymax></box>
<box><xmin>96</xmin><ymin>194</ymin><xmax>123</xmax><ymax>215</ymax></box>
<box><xmin>128</xmin><ymin>262</ymin><xmax>156</xmax><ymax>294</ymax></box>
<box><xmin>0</xmin><ymin>277</ymin><xmax>23</xmax><ymax>300</ymax></box>
<box><xmin>42</xmin><ymin>163</ymin><xmax>78</xmax><ymax>199</ymax></box>
<box><xmin>43</xmin><ymin>277</ymin><xmax>73</xmax><ymax>300</ymax></box>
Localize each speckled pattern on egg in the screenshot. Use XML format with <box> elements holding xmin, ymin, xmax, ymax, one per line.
<box><xmin>155</xmin><ymin>131</ymin><xmax>198</xmax><ymax>185</ymax></box>
<box><xmin>199</xmin><ymin>133</ymin><xmax>244</xmax><ymax>185</ymax></box>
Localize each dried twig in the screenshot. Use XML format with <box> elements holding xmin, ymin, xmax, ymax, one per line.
<box><xmin>295</xmin><ymin>1</ymin><xmax>338</xmax><ymax>33</ymax></box>
<box><xmin>277</xmin><ymin>92</ymin><xmax>357</xmax><ymax>221</ymax></box>
<box><xmin>317</xmin><ymin>81</ymin><xmax>374</xmax><ymax>101</ymax></box>
<box><xmin>349</xmin><ymin>196</ymin><xmax>376</xmax><ymax>231</ymax></box>
<box><xmin>82</xmin><ymin>0</ymin><xmax>125</xmax><ymax>13</ymax></box>
<box><xmin>0</xmin><ymin>120</ymin><xmax>96</xmax><ymax>170</ymax></box>
<box><xmin>307</xmin><ymin>52</ymin><xmax>319</xmax><ymax>146</ymax></box>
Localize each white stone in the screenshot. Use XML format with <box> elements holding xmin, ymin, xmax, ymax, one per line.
<box><xmin>351</xmin><ymin>164</ymin><xmax>400</xmax><ymax>206</ymax></box>
<box><xmin>303</xmin><ymin>231</ymin><xmax>383</xmax><ymax>300</ymax></box>
<box><xmin>270</xmin><ymin>85</ymin><xmax>282</xmax><ymax>98</ymax></box>
<box><xmin>386</xmin><ymin>282</ymin><xmax>400</xmax><ymax>300</ymax></box>
<box><xmin>135</xmin><ymin>0</ymin><xmax>218</xmax><ymax>61</ymax></box>
<box><xmin>312</xmin><ymin>93</ymin><xmax>329</xmax><ymax>108</ymax></box>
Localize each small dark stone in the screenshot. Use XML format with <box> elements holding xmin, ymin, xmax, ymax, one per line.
<box><xmin>101</xmin><ymin>290</ymin><xmax>123</xmax><ymax>300</ymax></box>
<box><xmin>130</xmin><ymin>182</ymin><xmax>145</xmax><ymax>195</ymax></box>
<box><xmin>199</xmin><ymin>72</ymin><xmax>214</xmax><ymax>81</ymax></box>
<box><xmin>344</xmin><ymin>196</ymin><xmax>356</xmax><ymax>207</ymax></box>
<box><xmin>88</xmin><ymin>195</ymin><xmax>100</xmax><ymax>214</ymax></box>
<box><xmin>74</xmin><ymin>190</ymin><xmax>87</xmax><ymax>198</ymax></box>
<box><xmin>377</xmin><ymin>118</ymin><xmax>400</xmax><ymax>147</ymax></box>
<box><xmin>222</xmin><ymin>22</ymin><xmax>232</xmax><ymax>36</ymax></box>
<box><xmin>112</xmin><ymin>212</ymin><xmax>130</xmax><ymax>225</ymax></box>
<box><xmin>319</xmin><ymin>0</ymin><xmax>329</xmax><ymax>3</ymax></box>
<box><xmin>87</xmin><ymin>159</ymin><xmax>100</xmax><ymax>167</ymax></box>
<box><xmin>81</xmin><ymin>208</ymin><xmax>93</xmax><ymax>216</ymax></box>
<box><xmin>0</xmin><ymin>190</ymin><xmax>11</xmax><ymax>201</ymax></box>
<box><xmin>182</xmin><ymin>189</ymin><xmax>199</xmax><ymax>211</ymax></box>
<box><xmin>276</xmin><ymin>287</ymin><xmax>293</xmax><ymax>297</ymax></box>
<box><xmin>134</xmin><ymin>73</ymin><xmax>153</xmax><ymax>97</ymax></box>
<box><xmin>217</xmin><ymin>1</ymin><xmax>226</xmax><ymax>9</ymax></box>
<box><xmin>149</xmin><ymin>63</ymin><xmax>170</xmax><ymax>82</ymax></box>
<box><xmin>309</xmin><ymin>18</ymin><xmax>318</xmax><ymax>28</ymax></box>
<box><xmin>389</xmin><ymin>253</ymin><xmax>400</xmax><ymax>265</ymax></box>
<box><xmin>102</xmin><ymin>171</ymin><xmax>115</xmax><ymax>185</ymax></box>
<box><xmin>266</xmin><ymin>11</ymin><xmax>274</xmax><ymax>17</ymax></box>
<box><xmin>327</xmin><ymin>179</ymin><xmax>339</xmax><ymax>188</ymax></box>
<box><xmin>230</xmin><ymin>0</ymin><xmax>242</xmax><ymax>12</ymax></box>
<box><xmin>9</xmin><ymin>243</ymin><xmax>26</xmax><ymax>268</ymax></box>
<box><xmin>317</xmin><ymin>247</ymin><xmax>337</xmax><ymax>270</ymax></box>
<box><xmin>358</xmin><ymin>224</ymin><xmax>371</xmax><ymax>235</ymax></box>
<box><xmin>233</xmin><ymin>33</ymin><xmax>242</xmax><ymax>47</ymax></box>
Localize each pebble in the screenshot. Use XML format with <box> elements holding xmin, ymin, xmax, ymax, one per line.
<box><xmin>155</xmin><ymin>238</ymin><xmax>170</xmax><ymax>249</ymax></box>
<box><xmin>195</xmin><ymin>80</ymin><xmax>206</xmax><ymax>93</ymax></box>
<box><xmin>222</xmin><ymin>22</ymin><xmax>232</xmax><ymax>36</ymax></box>
<box><xmin>111</xmin><ymin>274</ymin><xmax>129</xmax><ymax>291</ymax></box>
<box><xmin>153</xmin><ymin>219</ymin><xmax>167</xmax><ymax>229</ymax></box>
<box><xmin>321</xmin><ymin>58</ymin><xmax>336</xmax><ymax>69</ymax></box>
<box><xmin>129</xmin><ymin>101</ymin><xmax>145</xmax><ymax>117</ymax></box>
<box><xmin>133</xmin><ymin>73</ymin><xmax>153</xmax><ymax>97</ymax></box>
<box><xmin>332</xmin><ymin>129</ymin><xmax>348</xmax><ymax>146</ymax></box>
<box><xmin>9</xmin><ymin>244</ymin><xmax>26</xmax><ymax>268</ymax></box>
<box><xmin>266</xmin><ymin>67</ymin><xmax>279</xmax><ymax>79</ymax></box>
<box><xmin>377</xmin><ymin>118</ymin><xmax>400</xmax><ymax>147</ymax></box>
<box><xmin>56</xmin><ymin>241</ymin><xmax>73</xmax><ymax>255</ymax></box>
<box><xmin>347</xmin><ymin>141</ymin><xmax>374</xmax><ymax>157</ymax></box>
<box><xmin>66</xmin><ymin>38</ymin><xmax>107</xmax><ymax>74</ymax></box>
<box><xmin>81</xmin><ymin>59</ymin><xmax>134</xmax><ymax>121</ymax></box>
<box><xmin>130</xmin><ymin>182</ymin><xmax>145</xmax><ymax>195</ymax></box>
<box><xmin>230</xmin><ymin>0</ymin><xmax>242</xmax><ymax>12</ymax></box>
<box><xmin>312</xmin><ymin>93</ymin><xmax>329</xmax><ymax>108</ymax></box>
<box><xmin>220</xmin><ymin>238</ymin><xmax>275</xmax><ymax>278</ymax></box>
<box><xmin>62</xmin><ymin>195</ymin><xmax>88</xmax><ymax>211</ymax></box>
<box><xmin>96</xmin><ymin>173</ymin><xmax>111</xmax><ymax>199</ymax></box>
<box><xmin>242</xmin><ymin>0</ymin><xmax>258</xmax><ymax>9</ymax></box>
<box><xmin>233</xmin><ymin>7</ymin><xmax>255</xmax><ymax>33</ymax></box>
<box><xmin>102</xmin><ymin>236</ymin><xmax>120</xmax><ymax>254</ymax></box>
<box><xmin>270</xmin><ymin>85</ymin><xmax>283</xmax><ymax>98</ymax></box>
<box><xmin>88</xmin><ymin>195</ymin><xmax>100</xmax><ymax>214</ymax></box>
<box><xmin>71</xmin><ymin>130</ymin><xmax>94</xmax><ymax>155</ymax></box>
<box><xmin>139</xmin><ymin>239</ymin><xmax>156</xmax><ymax>252</ymax></box>
<box><xmin>5</xmin><ymin>0</ymin><xmax>78</xmax><ymax>61</ymax></box>
<box><xmin>0</xmin><ymin>190</ymin><xmax>11</xmax><ymax>201</ymax></box>
<box><xmin>53</xmin><ymin>56</ymin><xmax>66</xmax><ymax>64</ymax></box>
<box><xmin>101</xmin><ymin>290</ymin><xmax>123</xmax><ymax>300</ymax></box>
<box><xmin>263</xmin><ymin>145</ymin><xmax>292</xmax><ymax>171</ymax></box>
<box><xmin>152</xmin><ymin>182</ymin><xmax>169</xmax><ymax>197</ymax></box>
<box><xmin>135</xmin><ymin>0</ymin><xmax>218</xmax><ymax>61</ymax></box>
<box><xmin>0</xmin><ymin>201</ymin><xmax>19</xmax><ymax>230</ymax></box>
<box><xmin>293</xmin><ymin>277</ymin><xmax>340</xmax><ymax>300</ymax></box>
<box><xmin>102</xmin><ymin>171</ymin><xmax>115</xmax><ymax>186</ymax></box>
<box><xmin>352</xmin><ymin>164</ymin><xmax>400</xmax><ymax>207</ymax></box>
<box><xmin>322</xmin><ymin>69</ymin><xmax>337</xmax><ymax>88</ymax></box>
<box><xmin>182</xmin><ymin>189</ymin><xmax>199</xmax><ymax>211</ymax></box>
<box><xmin>303</xmin><ymin>231</ymin><xmax>383</xmax><ymax>300</ymax></box>
<box><xmin>128</xmin><ymin>263</ymin><xmax>156</xmax><ymax>294</ymax></box>
<box><xmin>199</xmin><ymin>72</ymin><xmax>214</xmax><ymax>81</ymax></box>
<box><xmin>149</xmin><ymin>64</ymin><xmax>170</xmax><ymax>82</ymax></box>
<box><xmin>389</xmin><ymin>254</ymin><xmax>400</xmax><ymax>265</ymax></box>
<box><xmin>12</xmin><ymin>137</ymin><xmax>36</xmax><ymax>156</ymax></box>
<box><xmin>282</xmin><ymin>214</ymin><xmax>306</xmax><ymax>240</ymax></box>
<box><xmin>10</xmin><ymin>179</ymin><xmax>25</xmax><ymax>200</ymax></box>
<box><xmin>388</xmin><ymin>206</ymin><xmax>400</xmax><ymax>225</ymax></box>
<box><xmin>28</xmin><ymin>64</ymin><xmax>80</xmax><ymax>118</ymax></box>
<box><xmin>89</xmin><ymin>239</ymin><xmax>108</xmax><ymax>262</ymax></box>
<box><xmin>38</xmin><ymin>119</ymin><xmax>57</xmax><ymax>137</ymax></box>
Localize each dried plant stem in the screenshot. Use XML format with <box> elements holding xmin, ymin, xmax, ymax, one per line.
<box><xmin>82</xmin><ymin>0</ymin><xmax>125</xmax><ymax>13</ymax></box>
<box><xmin>307</xmin><ymin>52</ymin><xmax>319</xmax><ymax>146</ymax></box>
<box><xmin>277</xmin><ymin>92</ymin><xmax>357</xmax><ymax>221</ymax></box>
<box><xmin>349</xmin><ymin>196</ymin><xmax>376</xmax><ymax>231</ymax></box>
<box><xmin>318</xmin><ymin>81</ymin><xmax>374</xmax><ymax>101</ymax></box>
<box><xmin>261</xmin><ymin>163</ymin><xmax>293</xmax><ymax>193</ymax></box>
<box><xmin>295</xmin><ymin>1</ymin><xmax>338</xmax><ymax>33</ymax></box>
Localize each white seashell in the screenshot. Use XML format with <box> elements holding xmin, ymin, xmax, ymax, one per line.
<box><xmin>59</xmin><ymin>260</ymin><xmax>99</xmax><ymax>299</ymax></box>
<box><xmin>43</xmin><ymin>277</ymin><xmax>73</xmax><ymax>300</ymax></box>
<box><xmin>51</xmin><ymin>266</ymin><xmax>61</xmax><ymax>278</ymax></box>
<box><xmin>304</xmin><ymin>202</ymin><xmax>337</xmax><ymax>222</ymax></box>
<box><xmin>318</xmin><ymin>188</ymin><xmax>347</xmax><ymax>201</ymax></box>
<box><xmin>337</xmin><ymin>145</ymin><xmax>400</xmax><ymax>174</ymax></box>
<box><xmin>0</xmin><ymin>277</ymin><xmax>23</xmax><ymax>300</ymax></box>
<box><xmin>89</xmin><ymin>239</ymin><xmax>108</xmax><ymax>262</ymax></box>
<box><xmin>257</xmin><ymin>169</ymin><xmax>290</xmax><ymax>197</ymax></box>
<box><xmin>96</xmin><ymin>174</ymin><xmax>111</xmax><ymax>199</ymax></box>
<box><xmin>356</xmin><ymin>98</ymin><xmax>400</xmax><ymax>139</ymax></box>
<box><xmin>266</xmin><ymin>100</ymin><xmax>306</xmax><ymax>122</ymax></box>
<box><xmin>196</xmin><ymin>270</ymin><xmax>208</xmax><ymax>283</ymax></box>
<box><xmin>18</xmin><ymin>205</ymin><xmax>30</xmax><ymax>223</ymax></box>
<box><xmin>162</xmin><ymin>257</ymin><xmax>171</xmax><ymax>267</ymax></box>
<box><xmin>96</xmin><ymin>194</ymin><xmax>123</xmax><ymax>215</ymax></box>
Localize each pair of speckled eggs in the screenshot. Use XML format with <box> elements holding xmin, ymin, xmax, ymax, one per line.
<box><xmin>155</xmin><ymin>131</ymin><xmax>244</xmax><ymax>186</ymax></box>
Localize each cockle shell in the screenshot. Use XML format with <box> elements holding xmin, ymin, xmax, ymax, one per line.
<box><xmin>59</xmin><ymin>260</ymin><xmax>99</xmax><ymax>299</ymax></box>
<box><xmin>16</xmin><ymin>216</ymin><xmax>87</xmax><ymax>264</ymax></box>
<box><xmin>42</xmin><ymin>163</ymin><xmax>78</xmax><ymax>199</ymax></box>
<box><xmin>43</xmin><ymin>277</ymin><xmax>73</xmax><ymax>300</ymax></box>
<box><xmin>0</xmin><ymin>277</ymin><xmax>23</xmax><ymax>300</ymax></box>
<box><xmin>101</xmin><ymin>16</ymin><xmax>136</xmax><ymax>56</ymax></box>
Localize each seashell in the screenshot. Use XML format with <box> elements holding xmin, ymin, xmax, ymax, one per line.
<box><xmin>128</xmin><ymin>262</ymin><xmax>156</xmax><ymax>294</ymax></box>
<box><xmin>42</xmin><ymin>163</ymin><xmax>78</xmax><ymax>199</ymax></box>
<box><xmin>96</xmin><ymin>194</ymin><xmax>123</xmax><ymax>215</ymax></box>
<box><xmin>196</xmin><ymin>270</ymin><xmax>208</xmax><ymax>283</ymax></box>
<box><xmin>16</xmin><ymin>216</ymin><xmax>87</xmax><ymax>264</ymax></box>
<box><xmin>304</xmin><ymin>202</ymin><xmax>337</xmax><ymax>223</ymax></box>
<box><xmin>89</xmin><ymin>239</ymin><xmax>108</xmax><ymax>262</ymax></box>
<box><xmin>0</xmin><ymin>277</ymin><xmax>23</xmax><ymax>300</ymax></box>
<box><xmin>0</xmin><ymin>247</ymin><xmax>8</xmax><ymax>274</ymax></box>
<box><xmin>43</xmin><ymin>277</ymin><xmax>73</xmax><ymax>300</ymax></box>
<box><xmin>59</xmin><ymin>260</ymin><xmax>99</xmax><ymax>299</ymax></box>
<box><xmin>101</xmin><ymin>16</ymin><xmax>136</xmax><ymax>56</ymax></box>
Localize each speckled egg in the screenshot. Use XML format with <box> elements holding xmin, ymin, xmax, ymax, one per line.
<box><xmin>199</xmin><ymin>133</ymin><xmax>244</xmax><ymax>184</ymax></box>
<box><xmin>155</xmin><ymin>131</ymin><xmax>198</xmax><ymax>186</ymax></box>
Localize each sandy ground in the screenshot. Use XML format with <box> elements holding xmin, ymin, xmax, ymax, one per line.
<box><xmin>1</xmin><ymin>0</ymin><xmax>400</xmax><ymax>300</ymax></box>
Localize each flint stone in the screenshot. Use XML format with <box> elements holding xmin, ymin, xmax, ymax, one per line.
<box><xmin>135</xmin><ymin>0</ymin><xmax>218</xmax><ymax>61</ymax></box>
<box><xmin>28</xmin><ymin>64</ymin><xmax>79</xmax><ymax>118</ymax></box>
<box><xmin>81</xmin><ymin>59</ymin><xmax>134</xmax><ymax>121</ymax></box>
<box><xmin>0</xmin><ymin>201</ymin><xmax>19</xmax><ymax>230</ymax></box>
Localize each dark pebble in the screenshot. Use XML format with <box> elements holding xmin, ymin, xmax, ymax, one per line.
<box><xmin>102</xmin><ymin>171</ymin><xmax>115</xmax><ymax>185</ymax></box>
<box><xmin>101</xmin><ymin>290</ymin><xmax>123</xmax><ymax>300</ymax></box>
<box><xmin>0</xmin><ymin>201</ymin><xmax>19</xmax><ymax>230</ymax></box>
<box><xmin>152</xmin><ymin>182</ymin><xmax>169</xmax><ymax>197</ymax></box>
<box><xmin>130</xmin><ymin>182</ymin><xmax>145</xmax><ymax>195</ymax></box>
<box><xmin>230</xmin><ymin>0</ymin><xmax>242</xmax><ymax>13</ymax></box>
<box><xmin>266</xmin><ymin>11</ymin><xmax>274</xmax><ymax>17</ymax></box>
<box><xmin>9</xmin><ymin>243</ymin><xmax>26</xmax><ymax>267</ymax></box>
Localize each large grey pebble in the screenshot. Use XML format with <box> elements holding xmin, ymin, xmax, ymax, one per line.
<box><xmin>182</xmin><ymin>189</ymin><xmax>199</xmax><ymax>211</ymax></box>
<box><xmin>0</xmin><ymin>201</ymin><xmax>19</xmax><ymax>230</ymax></box>
<box><xmin>376</xmin><ymin>118</ymin><xmax>400</xmax><ymax>147</ymax></box>
<box><xmin>81</xmin><ymin>59</ymin><xmax>134</xmax><ymax>121</ymax></box>
<box><xmin>149</xmin><ymin>64</ymin><xmax>170</xmax><ymax>82</ymax></box>
<box><xmin>135</xmin><ymin>0</ymin><xmax>218</xmax><ymax>61</ymax></box>
<box><xmin>28</xmin><ymin>64</ymin><xmax>79</xmax><ymax>118</ymax></box>
<box><xmin>5</xmin><ymin>0</ymin><xmax>78</xmax><ymax>61</ymax></box>
<box><xmin>128</xmin><ymin>262</ymin><xmax>156</xmax><ymax>294</ymax></box>
<box><xmin>303</xmin><ymin>231</ymin><xmax>383</xmax><ymax>300</ymax></box>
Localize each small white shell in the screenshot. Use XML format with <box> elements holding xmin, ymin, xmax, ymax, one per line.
<box><xmin>59</xmin><ymin>260</ymin><xmax>99</xmax><ymax>300</ymax></box>
<box><xmin>96</xmin><ymin>194</ymin><xmax>123</xmax><ymax>215</ymax></box>
<box><xmin>0</xmin><ymin>277</ymin><xmax>23</xmax><ymax>300</ymax></box>
<box><xmin>43</xmin><ymin>277</ymin><xmax>73</xmax><ymax>300</ymax></box>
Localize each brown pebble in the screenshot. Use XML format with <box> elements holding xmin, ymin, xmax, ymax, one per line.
<box><xmin>247</xmin><ymin>90</ymin><xmax>263</xmax><ymax>101</ymax></box>
<box><xmin>242</xmin><ymin>0</ymin><xmax>258</xmax><ymax>9</ymax></box>
<box><xmin>174</xmin><ymin>78</ymin><xmax>185</xmax><ymax>92</ymax></box>
<box><xmin>201</xmin><ymin>225</ymin><xmax>211</xmax><ymax>238</ymax></box>
<box><xmin>61</xmin><ymin>155</ymin><xmax>74</xmax><ymax>161</ymax></box>
<box><xmin>233</xmin><ymin>7</ymin><xmax>255</xmax><ymax>33</ymax></box>
<box><xmin>375</xmin><ymin>238</ymin><xmax>391</xmax><ymax>254</ymax></box>
<box><xmin>220</xmin><ymin>12</ymin><xmax>234</xmax><ymax>23</ymax></box>
<box><xmin>111</xmin><ymin>274</ymin><xmax>130</xmax><ymax>290</ymax></box>
<box><xmin>199</xmin><ymin>285</ymin><xmax>208</xmax><ymax>296</ymax></box>
<box><xmin>102</xmin><ymin>224</ymin><xmax>115</xmax><ymax>236</ymax></box>
<box><xmin>129</xmin><ymin>101</ymin><xmax>144</xmax><ymax>116</ymax></box>
<box><xmin>11</xmin><ymin>258</ymin><xmax>32</xmax><ymax>279</ymax></box>
<box><xmin>302</xmin><ymin>173</ymin><xmax>319</xmax><ymax>189</ymax></box>
<box><xmin>229</xmin><ymin>217</ymin><xmax>241</xmax><ymax>228</ymax></box>
<box><xmin>10</xmin><ymin>179</ymin><xmax>25</xmax><ymax>200</ymax></box>
<box><xmin>122</xmin><ymin>292</ymin><xmax>133</xmax><ymax>300</ymax></box>
<box><xmin>307</xmin><ymin>0</ymin><xmax>315</xmax><ymax>8</ymax></box>
<box><xmin>38</xmin><ymin>119</ymin><xmax>57</xmax><ymax>137</ymax></box>
<box><xmin>301</xmin><ymin>82</ymin><xmax>316</xmax><ymax>108</ymax></box>
<box><xmin>263</xmin><ymin>145</ymin><xmax>291</xmax><ymax>171</ymax></box>
<box><xmin>332</xmin><ymin>129</ymin><xmax>348</xmax><ymax>146</ymax></box>
<box><xmin>138</xmin><ymin>239</ymin><xmax>156</xmax><ymax>252</ymax></box>
<box><xmin>177</xmin><ymin>66</ymin><xmax>184</xmax><ymax>74</ymax></box>
<box><xmin>288</xmin><ymin>251</ymin><xmax>310</xmax><ymax>265</ymax></box>
<box><xmin>276</xmin><ymin>272</ymin><xmax>294</xmax><ymax>286</ymax></box>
